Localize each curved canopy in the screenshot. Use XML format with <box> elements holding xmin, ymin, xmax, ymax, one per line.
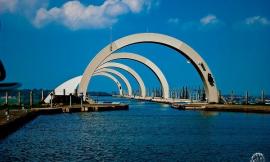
<box><xmin>44</xmin><ymin>72</ymin><xmax>124</xmax><ymax>103</ymax></box>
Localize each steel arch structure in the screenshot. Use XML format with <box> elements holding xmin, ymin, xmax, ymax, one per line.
<box><xmin>79</xmin><ymin>33</ymin><xmax>219</xmax><ymax>103</ymax></box>
<box><xmin>97</xmin><ymin>52</ymin><xmax>169</xmax><ymax>98</ymax></box>
<box><xmin>94</xmin><ymin>68</ymin><xmax>132</xmax><ymax>96</ymax></box>
<box><xmin>96</xmin><ymin>62</ymin><xmax>146</xmax><ymax>97</ymax></box>
<box><xmin>93</xmin><ymin>72</ymin><xmax>124</xmax><ymax>96</ymax></box>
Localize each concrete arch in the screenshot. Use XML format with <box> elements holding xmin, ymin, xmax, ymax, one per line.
<box><xmin>97</xmin><ymin>52</ymin><xmax>169</xmax><ymax>98</ymax></box>
<box><xmin>93</xmin><ymin>72</ymin><xmax>123</xmax><ymax>96</ymax></box>
<box><xmin>79</xmin><ymin>33</ymin><xmax>219</xmax><ymax>103</ymax></box>
<box><xmin>96</xmin><ymin>62</ymin><xmax>146</xmax><ymax>97</ymax></box>
<box><xmin>44</xmin><ymin>73</ymin><xmax>124</xmax><ymax>103</ymax></box>
<box><xmin>94</xmin><ymin>68</ymin><xmax>132</xmax><ymax>96</ymax></box>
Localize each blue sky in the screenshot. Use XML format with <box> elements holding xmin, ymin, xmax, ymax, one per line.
<box><xmin>0</xmin><ymin>0</ymin><xmax>270</xmax><ymax>95</ymax></box>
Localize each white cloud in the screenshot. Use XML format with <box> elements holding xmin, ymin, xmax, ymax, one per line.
<box><xmin>168</xmin><ymin>18</ymin><xmax>179</xmax><ymax>24</ymax></box>
<box><xmin>0</xmin><ymin>0</ymin><xmax>154</xmax><ymax>30</ymax></box>
<box><xmin>0</xmin><ymin>0</ymin><xmax>18</xmax><ymax>13</ymax></box>
<box><xmin>33</xmin><ymin>0</ymin><xmax>152</xmax><ymax>30</ymax></box>
<box><xmin>167</xmin><ymin>14</ymin><xmax>222</xmax><ymax>31</ymax></box>
<box><xmin>245</xmin><ymin>16</ymin><xmax>270</xmax><ymax>25</ymax></box>
<box><xmin>200</xmin><ymin>14</ymin><xmax>218</xmax><ymax>25</ymax></box>
<box><xmin>122</xmin><ymin>0</ymin><xmax>145</xmax><ymax>13</ymax></box>
<box><xmin>0</xmin><ymin>0</ymin><xmax>48</xmax><ymax>17</ymax></box>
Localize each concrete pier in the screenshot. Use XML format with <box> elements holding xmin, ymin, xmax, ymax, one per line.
<box><xmin>0</xmin><ymin>110</ymin><xmax>38</xmax><ymax>139</ymax></box>
<box><xmin>62</xmin><ymin>103</ymin><xmax>128</xmax><ymax>113</ymax></box>
<box><xmin>171</xmin><ymin>103</ymin><xmax>270</xmax><ymax>113</ymax></box>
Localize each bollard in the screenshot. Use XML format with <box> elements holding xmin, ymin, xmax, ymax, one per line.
<box><xmin>5</xmin><ymin>109</ymin><xmax>9</xmax><ymax>116</ymax></box>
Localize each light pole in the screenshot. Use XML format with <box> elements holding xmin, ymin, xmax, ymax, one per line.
<box><xmin>69</xmin><ymin>93</ymin><xmax>72</xmax><ymax>107</ymax></box>
<box><xmin>50</xmin><ymin>92</ymin><xmax>54</xmax><ymax>108</ymax></box>
<box><xmin>80</xmin><ymin>92</ymin><xmax>83</xmax><ymax>108</ymax></box>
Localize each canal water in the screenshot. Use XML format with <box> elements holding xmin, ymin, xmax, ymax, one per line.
<box><xmin>1</xmin><ymin>97</ymin><xmax>270</xmax><ymax>161</ymax></box>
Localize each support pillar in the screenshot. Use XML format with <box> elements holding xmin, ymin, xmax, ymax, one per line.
<box><xmin>69</xmin><ymin>93</ymin><xmax>72</xmax><ymax>107</ymax></box>
<box><xmin>41</xmin><ymin>89</ymin><xmax>44</xmax><ymax>101</ymax></box>
<box><xmin>50</xmin><ymin>93</ymin><xmax>53</xmax><ymax>108</ymax></box>
<box><xmin>18</xmin><ymin>91</ymin><xmax>21</xmax><ymax>106</ymax></box>
<box><xmin>30</xmin><ymin>91</ymin><xmax>33</xmax><ymax>108</ymax></box>
<box><xmin>5</xmin><ymin>91</ymin><xmax>8</xmax><ymax>105</ymax></box>
<box><xmin>80</xmin><ymin>93</ymin><xmax>83</xmax><ymax>108</ymax></box>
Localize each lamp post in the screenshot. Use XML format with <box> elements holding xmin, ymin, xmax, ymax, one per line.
<box><xmin>80</xmin><ymin>92</ymin><xmax>83</xmax><ymax>108</ymax></box>
<box><xmin>69</xmin><ymin>93</ymin><xmax>72</xmax><ymax>107</ymax></box>
<box><xmin>50</xmin><ymin>92</ymin><xmax>54</xmax><ymax>108</ymax></box>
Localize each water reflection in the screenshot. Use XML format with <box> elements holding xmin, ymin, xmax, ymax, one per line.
<box><xmin>200</xmin><ymin>111</ymin><xmax>219</xmax><ymax>117</ymax></box>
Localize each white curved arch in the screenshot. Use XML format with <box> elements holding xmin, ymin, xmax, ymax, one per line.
<box><xmin>93</xmin><ymin>72</ymin><xmax>123</xmax><ymax>96</ymax></box>
<box><xmin>79</xmin><ymin>33</ymin><xmax>219</xmax><ymax>103</ymax></box>
<box><xmin>98</xmin><ymin>53</ymin><xmax>169</xmax><ymax>98</ymax></box>
<box><xmin>94</xmin><ymin>68</ymin><xmax>132</xmax><ymax>96</ymax></box>
<box><xmin>96</xmin><ymin>62</ymin><xmax>146</xmax><ymax>97</ymax></box>
<box><xmin>44</xmin><ymin>73</ymin><xmax>124</xmax><ymax>103</ymax></box>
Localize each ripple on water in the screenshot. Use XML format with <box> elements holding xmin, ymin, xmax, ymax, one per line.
<box><xmin>0</xmin><ymin>97</ymin><xmax>270</xmax><ymax>161</ymax></box>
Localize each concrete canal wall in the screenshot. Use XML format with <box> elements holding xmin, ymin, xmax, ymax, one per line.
<box><xmin>0</xmin><ymin>103</ymin><xmax>128</xmax><ymax>140</ymax></box>
<box><xmin>171</xmin><ymin>103</ymin><xmax>270</xmax><ymax>113</ymax></box>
